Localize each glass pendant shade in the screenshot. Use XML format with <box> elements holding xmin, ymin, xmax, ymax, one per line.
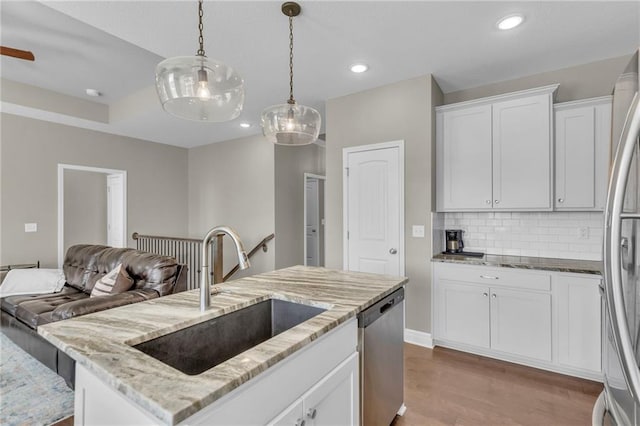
<box><xmin>155</xmin><ymin>55</ymin><xmax>244</xmax><ymax>122</ymax></box>
<box><xmin>261</xmin><ymin>103</ymin><xmax>321</xmax><ymax>145</ymax></box>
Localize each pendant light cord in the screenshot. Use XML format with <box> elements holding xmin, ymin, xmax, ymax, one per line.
<box><xmin>197</xmin><ymin>0</ymin><xmax>206</xmax><ymax>57</ymax></box>
<box><xmin>288</xmin><ymin>13</ymin><xmax>295</xmax><ymax>105</ymax></box>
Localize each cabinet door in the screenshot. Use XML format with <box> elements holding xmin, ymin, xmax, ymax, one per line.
<box><xmin>492</xmin><ymin>94</ymin><xmax>552</xmax><ymax>209</ymax></box>
<box><xmin>303</xmin><ymin>353</ymin><xmax>359</xmax><ymax>426</ymax></box>
<box><xmin>436</xmin><ymin>281</ymin><xmax>490</xmax><ymax>348</ymax></box>
<box><xmin>267</xmin><ymin>399</ymin><xmax>304</xmax><ymax>426</ymax></box>
<box><xmin>438</xmin><ymin>105</ymin><xmax>493</xmax><ymax>210</ymax></box>
<box><xmin>490</xmin><ymin>288</ymin><xmax>552</xmax><ymax>361</ymax></box>
<box><xmin>555</xmin><ymin>106</ymin><xmax>596</xmax><ymax>209</ymax></box>
<box><xmin>555</xmin><ymin>275</ymin><xmax>602</xmax><ymax>373</ymax></box>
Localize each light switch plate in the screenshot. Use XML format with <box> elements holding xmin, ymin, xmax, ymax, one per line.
<box><xmin>25</xmin><ymin>223</ymin><xmax>37</xmax><ymax>233</ymax></box>
<box><xmin>412</xmin><ymin>225</ymin><xmax>425</xmax><ymax>238</ymax></box>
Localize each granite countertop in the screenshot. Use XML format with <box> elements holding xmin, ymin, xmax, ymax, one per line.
<box><xmin>38</xmin><ymin>265</ymin><xmax>407</xmax><ymax>425</ymax></box>
<box><xmin>432</xmin><ymin>253</ymin><xmax>602</xmax><ymax>275</ymax></box>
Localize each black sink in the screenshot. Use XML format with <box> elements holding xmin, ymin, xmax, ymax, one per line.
<box><xmin>133</xmin><ymin>299</ymin><xmax>326</xmax><ymax>375</ymax></box>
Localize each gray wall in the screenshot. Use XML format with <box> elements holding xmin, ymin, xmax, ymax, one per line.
<box><xmin>444</xmin><ymin>54</ymin><xmax>632</xmax><ymax>104</ymax></box>
<box><xmin>325</xmin><ymin>75</ymin><xmax>442</xmax><ymax>333</ymax></box>
<box><xmin>274</xmin><ymin>144</ymin><xmax>326</xmax><ymax>269</ymax></box>
<box><xmin>188</xmin><ymin>134</ymin><xmax>276</xmax><ymax>278</ymax></box>
<box><xmin>63</xmin><ymin>169</ymin><xmax>107</xmax><ymax>251</ymax></box>
<box><xmin>1</xmin><ymin>113</ymin><xmax>188</xmax><ymax>267</ymax></box>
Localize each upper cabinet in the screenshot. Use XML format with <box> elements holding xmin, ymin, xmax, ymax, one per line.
<box><xmin>436</xmin><ymin>85</ymin><xmax>557</xmax><ymax>212</ymax></box>
<box><xmin>554</xmin><ymin>97</ymin><xmax>612</xmax><ymax>211</ymax></box>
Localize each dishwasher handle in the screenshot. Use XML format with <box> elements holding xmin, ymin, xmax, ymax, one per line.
<box><xmin>380</xmin><ymin>299</ymin><xmax>395</xmax><ymax>314</ymax></box>
<box><xmin>358</xmin><ymin>287</ymin><xmax>405</xmax><ymax>328</ymax></box>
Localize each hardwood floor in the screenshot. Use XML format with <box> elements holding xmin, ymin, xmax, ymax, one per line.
<box><xmin>393</xmin><ymin>343</ymin><xmax>603</xmax><ymax>426</ymax></box>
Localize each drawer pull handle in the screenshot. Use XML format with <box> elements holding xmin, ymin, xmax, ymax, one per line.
<box><xmin>480</xmin><ymin>275</ymin><xmax>499</xmax><ymax>280</ymax></box>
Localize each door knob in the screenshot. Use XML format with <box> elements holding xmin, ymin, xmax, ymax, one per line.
<box><xmin>389</xmin><ymin>248</ymin><xmax>397</xmax><ymax>254</ymax></box>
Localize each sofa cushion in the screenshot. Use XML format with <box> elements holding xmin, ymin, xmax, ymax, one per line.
<box><xmin>63</xmin><ymin>244</ymin><xmax>111</xmax><ymax>292</ymax></box>
<box><xmin>1</xmin><ymin>285</ymin><xmax>81</xmax><ymax>317</ymax></box>
<box><xmin>14</xmin><ymin>291</ymin><xmax>89</xmax><ymax>329</ymax></box>
<box><xmin>90</xmin><ymin>264</ymin><xmax>134</xmax><ymax>297</ymax></box>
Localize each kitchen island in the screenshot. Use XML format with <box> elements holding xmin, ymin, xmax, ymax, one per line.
<box><xmin>39</xmin><ymin>266</ymin><xmax>407</xmax><ymax>425</ymax></box>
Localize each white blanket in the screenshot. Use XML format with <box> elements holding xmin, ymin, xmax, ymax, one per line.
<box><xmin>0</xmin><ymin>269</ymin><xmax>66</xmax><ymax>297</ymax></box>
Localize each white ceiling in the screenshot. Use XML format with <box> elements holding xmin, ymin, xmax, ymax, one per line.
<box><xmin>1</xmin><ymin>1</ymin><xmax>639</xmax><ymax>148</ymax></box>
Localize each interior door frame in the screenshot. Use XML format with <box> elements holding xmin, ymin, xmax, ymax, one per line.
<box><xmin>342</xmin><ymin>140</ymin><xmax>405</xmax><ymax>275</ymax></box>
<box><xmin>303</xmin><ymin>173</ymin><xmax>326</xmax><ymax>266</ymax></box>
<box><xmin>57</xmin><ymin>164</ymin><xmax>127</xmax><ymax>267</ymax></box>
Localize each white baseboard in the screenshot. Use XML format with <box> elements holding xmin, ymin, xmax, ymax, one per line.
<box><xmin>404</xmin><ymin>328</ymin><xmax>433</xmax><ymax>349</ymax></box>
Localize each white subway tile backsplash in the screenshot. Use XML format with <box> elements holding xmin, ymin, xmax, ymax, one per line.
<box><xmin>443</xmin><ymin>211</ymin><xmax>603</xmax><ymax>260</ymax></box>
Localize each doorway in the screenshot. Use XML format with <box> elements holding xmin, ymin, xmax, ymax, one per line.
<box><xmin>304</xmin><ymin>173</ymin><xmax>325</xmax><ymax>266</ymax></box>
<box><xmin>57</xmin><ymin>164</ymin><xmax>127</xmax><ymax>267</ymax></box>
<box><xmin>343</xmin><ymin>141</ymin><xmax>404</xmax><ymax>276</ymax></box>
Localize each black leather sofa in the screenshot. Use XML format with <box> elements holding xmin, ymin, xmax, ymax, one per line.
<box><xmin>0</xmin><ymin>244</ymin><xmax>187</xmax><ymax>387</ymax></box>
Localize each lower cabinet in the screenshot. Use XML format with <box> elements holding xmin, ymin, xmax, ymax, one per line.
<box><xmin>433</xmin><ymin>262</ymin><xmax>601</xmax><ymax>380</ymax></box>
<box><xmin>268</xmin><ymin>353</ymin><xmax>359</xmax><ymax>426</ymax></box>
<box><xmin>490</xmin><ymin>288</ymin><xmax>551</xmax><ymax>361</ymax></box>
<box><xmin>75</xmin><ymin>319</ymin><xmax>359</xmax><ymax>425</ymax></box>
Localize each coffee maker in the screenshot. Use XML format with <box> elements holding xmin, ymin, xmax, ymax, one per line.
<box><xmin>445</xmin><ymin>229</ymin><xmax>464</xmax><ymax>254</ymax></box>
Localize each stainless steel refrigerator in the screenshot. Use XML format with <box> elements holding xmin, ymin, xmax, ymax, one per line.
<box><xmin>594</xmin><ymin>50</ymin><xmax>640</xmax><ymax>425</ymax></box>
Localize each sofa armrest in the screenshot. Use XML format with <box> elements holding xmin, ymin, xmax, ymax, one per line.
<box><xmin>51</xmin><ymin>289</ymin><xmax>159</xmax><ymax>321</ymax></box>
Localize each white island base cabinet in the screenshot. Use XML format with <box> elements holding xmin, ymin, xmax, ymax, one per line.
<box><xmin>74</xmin><ymin>318</ymin><xmax>359</xmax><ymax>426</ymax></box>
<box><xmin>433</xmin><ymin>263</ymin><xmax>601</xmax><ymax>381</ymax></box>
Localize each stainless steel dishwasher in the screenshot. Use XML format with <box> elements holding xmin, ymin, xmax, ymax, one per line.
<box><xmin>358</xmin><ymin>287</ymin><xmax>405</xmax><ymax>426</ymax></box>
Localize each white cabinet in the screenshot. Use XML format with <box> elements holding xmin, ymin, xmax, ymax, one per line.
<box><xmin>75</xmin><ymin>318</ymin><xmax>359</xmax><ymax>426</ymax></box>
<box><xmin>555</xmin><ymin>274</ymin><xmax>602</xmax><ymax>372</ymax></box>
<box><xmin>438</xmin><ymin>105</ymin><xmax>493</xmax><ymax>210</ymax></box>
<box><xmin>436</xmin><ymin>85</ymin><xmax>557</xmax><ymax>211</ymax></box>
<box><xmin>432</xmin><ymin>262</ymin><xmax>602</xmax><ymax>380</ymax></box>
<box><xmin>554</xmin><ymin>97</ymin><xmax>612</xmax><ymax>210</ymax></box>
<box><xmin>490</xmin><ymin>288</ymin><xmax>552</xmax><ymax>361</ymax></box>
<box><xmin>434</xmin><ymin>264</ymin><xmax>551</xmax><ymax>362</ymax></box>
<box><xmin>492</xmin><ymin>94</ymin><xmax>552</xmax><ymax>209</ymax></box>
<box><xmin>269</xmin><ymin>353</ymin><xmax>359</xmax><ymax>426</ymax></box>
<box><xmin>436</xmin><ymin>281</ymin><xmax>490</xmax><ymax>348</ymax></box>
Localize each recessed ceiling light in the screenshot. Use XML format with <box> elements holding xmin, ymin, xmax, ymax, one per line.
<box><xmin>350</xmin><ymin>64</ymin><xmax>369</xmax><ymax>73</ymax></box>
<box><xmin>240</xmin><ymin>122</ymin><xmax>251</xmax><ymax>128</ymax></box>
<box><xmin>497</xmin><ymin>14</ymin><xmax>524</xmax><ymax>30</ymax></box>
<box><xmin>85</xmin><ymin>88</ymin><xmax>102</xmax><ymax>97</ymax></box>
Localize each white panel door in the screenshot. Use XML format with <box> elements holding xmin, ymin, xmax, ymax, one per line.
<box><xmin>492</xmin><ymin>94</ymin><xmax>552</xmax><ymax>209</ymax></box>
<box><xmin>303</xmin><ymin>353</ymin><xmax>359</xmax><ymax>426</ymax></box>
<box><xmin>555</xmin><ymin>106</ymin><xmax>596</xmax><ymax>209</ymax></box>
<box><xmin>436</xmin><ymin>281</ymin><xmax>491</xmax><ymax>348</ymax></box>
<box><xmin>346</xmin><ymin>146</ymin><xmax>402</xmax><ymax>276</ymax></box>
<box><xmin>107</xmin><ymin>174</ymin><xmax>125</xmax><ymax>247</ymax></box>
<box><xmin>439</xmin><ymin>105</ymin><xmax>493</xmax><ymax>210</ymax></box>
<box><xmin>267</xmin><ymin>399</ymin><xmax>304</xmax><ymax>426</ymax></box>
<box><xmin>555</xmin><ymin>275</ymin><xmax>602</xmax><ymax>372</ymax></box>
<box><xmin>306</xmin><ymin>179</ymin><xmax>320</xmax><ymax>266</ymax></box>
<box><xmin>490</xmin><ymin>288</ymin><xmax>552</xmax><ymax>361</ymax></box>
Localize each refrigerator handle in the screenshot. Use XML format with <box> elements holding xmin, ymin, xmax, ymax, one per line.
<box><xmin>604</xmin><ymin>92</ymin><xmax>640</xmax><ymax>402</ymax></box>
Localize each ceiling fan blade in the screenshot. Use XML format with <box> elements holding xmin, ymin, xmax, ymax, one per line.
<box><xmin>0</xmin><ymin>46</ymin><xmax>35</xmax><ymax>61</ymax></box>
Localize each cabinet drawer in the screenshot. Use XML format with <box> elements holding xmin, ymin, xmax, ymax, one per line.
<box><xmin>435</xmin><ymin>263</ymin><xmax>551</xmax><ymax>291</ymax></box>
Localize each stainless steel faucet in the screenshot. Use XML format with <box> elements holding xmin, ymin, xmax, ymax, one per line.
<box><xmin>200</xmin><ymin>226</ymin><xmax>250</xmax><ymax>312</ymax></box>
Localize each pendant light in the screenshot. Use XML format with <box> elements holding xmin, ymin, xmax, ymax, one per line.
<box><xmin>261</xmin><ymin>2</ymin><xmax>321</xmax><ymax>146</ymax></box>
<box><xmin>155</xmin><ymin>0</ymin><xmax>244</xmax><ymax>122</ymax></box>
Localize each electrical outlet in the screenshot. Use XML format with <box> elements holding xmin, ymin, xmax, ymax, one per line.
<box><xmin>412</xmin><ymin>225</ymin><xmax>425</xmax><ymax>238</ymax></box>
<box><xmin>24</xmin><ymin>223</ymin><xmax>37</xmax><ymax>233</ymax></box>
<box><xmin>578</xmin><ymin>227</ymin><xmax>589</xmax><ymax>239</ymax></box>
